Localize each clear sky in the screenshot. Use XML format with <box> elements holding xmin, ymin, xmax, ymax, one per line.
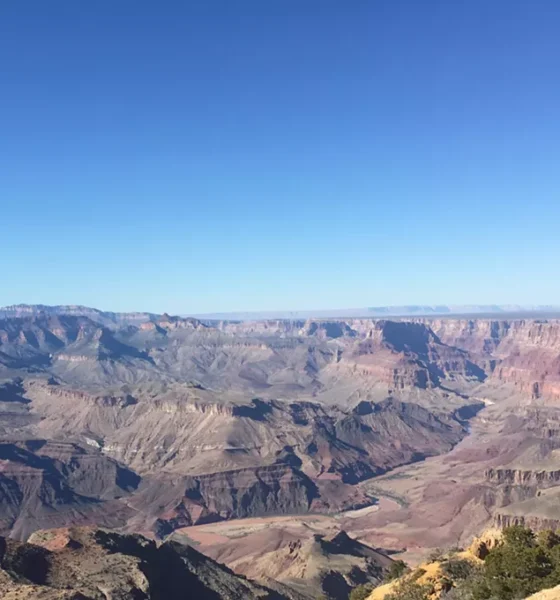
<box><xmin>1</xmin><ymin>1</ymin><xmax>559</xmax><ymax>314</ymax></box>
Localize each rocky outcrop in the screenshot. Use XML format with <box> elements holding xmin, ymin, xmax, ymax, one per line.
<box><xmin>420</xmin><ymin>319</ymin><xmax>512</xmax><ymax>355</ymax></box>
<box><xmin>468</xmin><ymin>528</ymin><xmax>503</xmax><ymax>559</ymax></box>
<box><xmin>0</xmin><ymin>440</ymin><xmax>139</xmax><ymax>539</ymax></box>
<box><xmin>0</xmin><ymin>526</ymin><xmax>287</xmax><ymax>599</ymax></box>
<box><xmin>0</xmin><ymin>304</ymin><xmax>158</xmax><ymax>327</ymax></box>
<box><xmin>154</xmin><ymin>314</ymin><xmax>207</xmax><ymax>331</ymax></box>
<box><xmin>494</xmin><ymin>514</ymin><xmax>560</xmax><ymax>532</ymax></box>
<box><xmin>424</xmin><ymin>319</ymin><xmax>560</xmax><ymax>400</ymax></box>
<box><xmin>485</xmin><ymin>469</ymin><xmax>560</xmax><ymax>486</ymax></box>
<box><xmin>28</xmin><ymin>382</ymin><xmax>137</xmax><ymax>408</ymax></box>
<box><xmin>129</xmin><ymin>464</ymin><xmax>322</xmax><ymax>535</ymax></box>
<box><xmin>219</xmin><ymin>530</ymin><xmax>394</xmax><ymax>600</ymax></box>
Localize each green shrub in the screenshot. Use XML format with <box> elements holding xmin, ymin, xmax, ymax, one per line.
<box><xmin>441</xmin><ymin>559</ymin><xmax>477</xmax><ymax>581</ymax></box>
<box><xmin>502</xmin><ymin>524</ymin><xmax>535</xmax><ymax>548</ymax></box>
<box><xmin>409</xmin><ymin>568</ymin><xmax>426</xmax><ymax>582</ymax></box>
<box><xmin>385</xmin><ymin>560</ymin><xmax>409</xmax><ymax>582</ymax></box>
<box><xmin>349</xmin><ymin>583</ymin><xmax>374</xmax><ymax>600</ymax></box>
<box><xmin>447</xmin><ymin>526</ymin><xmax>560</xmax><ymax>600</ymax></box>
<box><xmin>428</xmin><ymin>548</ymin><xmax>444</xmax><ymax>562</ymax></box>
<box><xmin>374</xmin><ymin>527</ymin><xmax>560</xmax><ymax>600</ymax></box>
<box><xmin>385</xmin><ymin>580</ymin><xmax>431</xmax><ymax>600</ymax></box>
<box><xmin>537</xmin><ymin>529</ymin><xmax>560</xmax><ymax>550</ymax></box>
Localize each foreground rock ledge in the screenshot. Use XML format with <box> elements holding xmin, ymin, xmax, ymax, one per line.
<box><xmin>0</xmin><ymin>526</ymin><xmax>291</xmax><ymax>600</ymax></box>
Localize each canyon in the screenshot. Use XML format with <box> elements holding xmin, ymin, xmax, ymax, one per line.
<box><xmin>1</xmin><ymin>305</ymin><xmax>560</xmax><ymax>595</ymax></box>
<box><xmin>0</xmin><ymin>526</ymin><xmax>296</xmax><ymax>599</ymax></box>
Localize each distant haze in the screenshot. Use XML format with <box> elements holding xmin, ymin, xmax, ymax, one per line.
<box><xmin>188</xmin><ymin>305</ymin><xmax>560</xmax><ymax>321</ymax></box>
<box><xmin>3</xmin><ymin>303</ymin><xmax>560</xmax><ymax>324</ymax></box>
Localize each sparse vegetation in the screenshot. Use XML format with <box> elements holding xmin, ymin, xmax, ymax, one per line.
<box><xmin>409</xmin><ymin>568</ymin><xmax>427</xmax><ymax>582</ymax></box>
<box><xmin>428</xmin><ymin>548</ymin><xmax>445</xmax><ymax>562</ymax></box>
<box><xmin>374</xmin><ymin>526</ymin><xmax>560</xmax><ymax>600</ymax></box>
<box><xmin>438</xmin><ymin>526</ymin><xmax>560</xmax><ymax>600</ymax></box>
<box><xmin>537</xmin><ymin>529</ymin><xmax>560</xmax><ymax>549</ymax></box>
<box><xmin>385</xmin><ymin>580</ymin><xmax>432</xmax><ymax>600</ymax></box>
<box><xmin>385</xmin><ymin>559</ymin><xmax>409</xmax><ymax>582</ymax></box>
<box><xmin>349</xmin><ymin>583</ymin><xmax>375</xmax><ymax>600</ymax></box>
<box><xmin>468</xmin><ymin>526</ymin><xmax>558</xmax><ymax>600</ymax></box>
<box><xmin>441</xmin><ymin>558</ymin><xmax>476</xmax><ymax>581</ymax></box>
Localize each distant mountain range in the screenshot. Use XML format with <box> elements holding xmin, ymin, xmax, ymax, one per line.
<box><xmin>191</xmin><ymin>304</ymin><xmax>560</xmax><ymax>320</ymax></box>
<box><xmin>2</xmin><ymin>303</ymin><xmax>560</xmax><ymax>323</ymax></box>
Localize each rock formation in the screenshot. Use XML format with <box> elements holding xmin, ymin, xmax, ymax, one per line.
<box><xmin>200</xmin><ymin>530</ymin><xmax>394</xmax><ymax>600</ymax></box>
<box><xmin>2</xmin><ymin>305</ymin><xmax>560</xmax><ymax>574</ymax></box>
<box><xmin>0</xmin><ymin>526</ymin><xmax>289</xmax><ymax>599</ymax></box>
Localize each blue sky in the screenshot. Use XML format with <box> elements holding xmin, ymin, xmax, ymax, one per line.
<box><xmin>1</xmin><ymin>0</ymin><xmax>559</xmax><ymax>314</ymax></box>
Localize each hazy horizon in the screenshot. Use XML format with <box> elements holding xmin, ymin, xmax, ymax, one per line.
<box><xmin>3</xmin><ymin>301</ymin><xmax>560</xmax><ymax>321</ymax></box>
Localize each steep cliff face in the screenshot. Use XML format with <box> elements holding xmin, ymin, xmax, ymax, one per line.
<box><xmin>421</xmin><ymin>319</ymin><xmax>560</xmax><ymax>400</ymax></box>
<box><xmin>485</xmin><ymin>469</ymin><xmax>560</xmax><ymax>486</ymax></box>
<box><xmin>0</xmin><ymin>440</ymin><xmax>138</xmax><ymax>539</ymax></box>
<box><xmin>493</xmin><ymin>514</ymin><xmax>560</xmax><ymax>531</ymax></box>
<box><xmin>30</xmin><ymin>381</ymin><xmax>137</xmax><ymax>408</ymax></box>
<box><xmin>421</xmin><ymin>318</ymin><xmax>560</xmax><ymax>354</ymax></box>
<box><xmin>128</xmin><ymin>464</ymin><xmax>324</xmax><ymax>535</ymax></box>
<box><xmin>486</xmin><ymin>478</ymin><xmax>560</xmax><ymax>534</ymax></box>
<box><xmin>314</xmin><ymin>320</ymin><xmax>485</xmax><ymax>397</ymax></box>
<box><xmin>422</xmin><ymin>319</ymin><xmax>512</xmax><ymax>355</ymax></box>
